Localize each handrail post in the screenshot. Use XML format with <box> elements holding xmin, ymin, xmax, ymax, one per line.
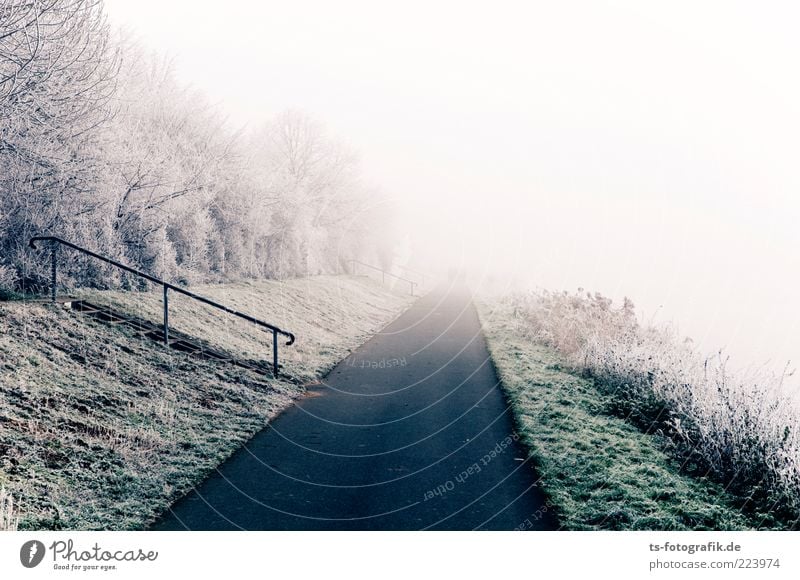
<box><xmin>50</xmin><ymin>241</ymin><xmax>57</xmax><ymax>303</ymax></box>
<box><xmin>272</xmin><ymin>328</ymin><xmax>279</xmax><ymax>378</ymax></box>
<box><xmin>162</xmin><ymin>284</ymin><xmax>169</xmax><ymax>345</ymax></box>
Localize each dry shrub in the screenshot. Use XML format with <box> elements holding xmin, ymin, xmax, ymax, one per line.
<box><xmin>1</xmin><ymin>486</ymin><xmax>19</xmax><ymax>531</ymax></box>
<box><xmin>507</xmin><ymin>289</ymin><xmax>800</xmax><ymax>524</ymax></box>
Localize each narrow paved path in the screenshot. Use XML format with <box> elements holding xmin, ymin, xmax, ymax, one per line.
<box><xmin>153</xmin><ymin>283</ymin><xmax>556</xmax><ymax>530</ymax></box>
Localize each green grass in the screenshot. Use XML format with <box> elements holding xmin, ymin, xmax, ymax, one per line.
<box><xmin>0</xmin><ymin>275</ymin><xmax>413</xmax><ymax>530</ymax></box>
<box><xmin>477</xmin><ymin>298</ymin><xmax>754</xmax><ymax>530</ymax></box>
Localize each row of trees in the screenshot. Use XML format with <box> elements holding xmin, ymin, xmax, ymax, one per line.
<box><xmin>0</xmin><ymin>0</ymin><xmax>393</xmax><ymax>293</ymax></box>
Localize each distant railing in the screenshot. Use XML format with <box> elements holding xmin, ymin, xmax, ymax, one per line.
<box><xmin>394</xmin><ymin>264</ymin><xmax>437</xmax><ymax>289</ymax></box>
<box><xmin>348</xmin><ymin>260</ymin><xmax>417</xmax><ymax>296</ymax></box>
<box><xmin>29</xmin><ymin>236</ymin><xmax>295</xmax><ymax>377</ymax></box>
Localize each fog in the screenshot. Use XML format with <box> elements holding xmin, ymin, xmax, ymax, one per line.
<box><xmin>105</xmin><ymin>0</ymin><xmax>800</xmax><ymax>371</ymax></box>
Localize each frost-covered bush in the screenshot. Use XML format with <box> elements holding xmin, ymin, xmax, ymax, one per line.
<box><xmin>0</xmin><ymin>263</ymin><xmax>17</xmax><ymax>293</ymax></box>
<box><xmin>508</xmin><ymin>289</ymin><xmax>800</xmax><ymax>522</ymax></box>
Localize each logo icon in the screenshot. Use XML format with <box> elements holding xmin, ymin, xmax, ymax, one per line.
<box><xmin>20</xmin><ymin>540</ymin><xmax>46</xmax><ymax>568</ymax></box>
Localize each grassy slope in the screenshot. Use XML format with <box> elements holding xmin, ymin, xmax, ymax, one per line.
<box><xmin>0</xmin><ymin>275</ymin><xmax>413</xmax><ymax>530</ymax></box>
<box><xmin>76</xmin><ymin>275</ymin><xmax>412</xmax><ymax>383</ymax></box>
<box><xmin>477</xmin><ymin>298</ymin><xmax>752</xmax><ymax>530</ymax></box>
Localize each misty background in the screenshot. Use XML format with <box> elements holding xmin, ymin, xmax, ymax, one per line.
<box><xmin>104</xmin><ymin>0</ymin><xmax>799</xmax><ymax>371</ymax></box>
<box><xmin>7</xmin><ymin>0</ymin><xmax>798</xmax><ymax>373</ymax></box>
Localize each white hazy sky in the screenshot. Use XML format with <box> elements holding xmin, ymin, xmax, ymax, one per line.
<box><xmin>105</xmin><ymin>0</ymin><xmax>800</xmax><ymax>370</ymax></box>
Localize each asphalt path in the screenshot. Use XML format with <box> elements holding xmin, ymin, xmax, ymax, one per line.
<box><xmin>152</xmin><ymin>282</ymin><xmax>557</xmax><ymax>530</ymax></box>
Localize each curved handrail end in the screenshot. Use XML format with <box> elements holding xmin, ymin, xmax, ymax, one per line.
<box><xmin>29</xmin><ymin>236</ymin><xmax>49</xmax><ymax>250</ymax></box>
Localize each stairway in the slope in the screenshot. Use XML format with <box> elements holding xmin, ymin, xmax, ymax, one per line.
<box><xmin>55</xmin><ymin>297</ymin><xmax>277</xmax><ymax>375</ymax></box>
<box><xmin>28</xmin><ymin>237</ymin><xmax>296</xmax><ymax>378</ymax></box>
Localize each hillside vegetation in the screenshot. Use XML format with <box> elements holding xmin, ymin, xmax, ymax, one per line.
<box><xmin>479</xmin><ymin>291</ymin><xmax>800</xmax><ymax>530</ymax></box>
<box><xmin>1</xmin><ymin>0</ymin><xmax>393</xmax><ymax>297</ymax></box>
<box><xmin>0</xmin><ymin>276</ymin><xmax>413</xmax><ymax>530</ymax></box>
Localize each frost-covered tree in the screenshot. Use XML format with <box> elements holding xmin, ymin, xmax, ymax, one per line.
<box><xmin>101</xmin><ymin>45</ymin><xmax>232</xmax><ymax>283</ymax></box>
<box><xmin>245</xmin><ymin>111</ymin><xmax>390</xmax><ymax>278</ymax></box>
<box><xmin>0</xmin><ymin>0</ymin><xmax>118</xmax><ymax>289</ymax></box>
<box><xmin>0</xmin><ymin>2</ymin><xmax>396</xmax><ymax>293</ymax></box>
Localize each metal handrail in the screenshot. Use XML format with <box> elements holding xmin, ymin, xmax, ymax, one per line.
<box><xmin>394</xmin><ymin>264</ymin><xmax>436</xmax><ymax>288</ymax></box>
<box><xmin>349</xmin><ymin>259</ymin><xmax>417</xmax><ymax>296</ymax></box>
<box><xmin>29</xmin><ymin>236</ymin><xmax>295</xmax><ymax>377</ymax></box>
